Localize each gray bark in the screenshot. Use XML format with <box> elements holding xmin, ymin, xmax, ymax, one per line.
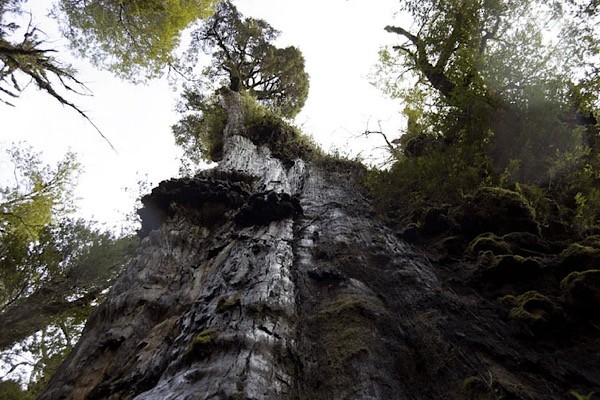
<box><xmin>40</xmin><ymin>91</ymin><xmax>597</xmax><ymax>400</ymax></box>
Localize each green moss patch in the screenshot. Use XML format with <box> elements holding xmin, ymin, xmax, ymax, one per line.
<box><xmin>461</xmin><ymin>376</ymin><xmax>492</xmax><ymax>399</ymax></box>
<box><xmin>316</xmin><ymin>154</ymin><xmax>366</xmax><ymax>173</ymax></box>
<box><xmin>242</xmin><ymin>94</ymin><xmax>321</xmax><ymax>166</ymax></box>
<box><xmin>187</xmin><ymin>328</ymin><xmax>218</xmax><ymax>360</ymax></box>
<box><xmin>501</xmin><ymin>231</ymin><xmax>550</xmax><ymax>255</ymax></box>
<box><xmin>580</xmin><ymin>235</ymin><xmax>600</xmax><ymax>249</ymax></box>
<box><xmin>419</xmin><ymin>206</ymin><xmax>454</xmax><ymax>236</ymax></box>
<box><xmin>455</xmin><ymin>187</ymin><xmax>540</xmax><ymax>237</ymax></box>
<box><xmin>500</xmin><ymin>291</ymin><xmax>562</xmax><ymax>332</ymax></box>
<box><xmin>561</xmin><ymin>270</ymin><xmax>600</xmax><ymax>317</ymax></box>
<box><xmin>215</xmin><ymin>295</ymin><xmax>241</xmax><ymax>313</ymax></box>
<box><xmin>560</xmin><ymin>243</ymin><xmax>600</xmax><ymax>274</ymax></box>
<box><xmin>468</xmin><ymin>233</ymin><xmax>511</xmax><ymax>255</ymax></box>
<box><xmin>438</xmin><ymin>235</ymin><xmax>466</xmax><ymax>256</ymax></box>
<box><xmin>316</xmin><ymin>294</ymin><xmax>386</xmax><ymax>371</ymax></box>
<box><xmin>173</xmin><ymin>99</ymin><xmax>228</xmax><ymax>163</ymax></box>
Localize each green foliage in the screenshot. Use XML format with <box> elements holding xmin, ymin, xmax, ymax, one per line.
<box><xmin>0</xmin><ymin>144</ymin><xmax>137</xmax><ymax>395</ymax></box>
<box><xmin>54</xmin><ymin>0</ymin><xmax>218</xmax><ymax>81</ymax></box>
<box><xmin>0</xmin><ymin>2</ymin><xmax>88</xmax><ymax>109</ymax></box>
<box><xmin>188</xmin><ymin>1</ymin><xmax>309</xmax><ymax>118</ymax></box>
<box><xmin>173</xmin><ymin>91</ymin><xmax>227</xmax><ymax>164</ymax></box>
<box><xmin>0</xmin><ymin>379</ymin><xmax>33</xmax><ymax>400</ymax></box>
<box><xmin>566</xmin><ymin>151</ymin><xmax>600</xmax><ymax>227</ymax></box>
<box><xmin>364</xmin><ymin>143</ymin><xmax>489</xmax><ymax>218</ymax></box>
<box><xmin>1</xmin><ymin>144</ymin><xmax>78</xmax><ymax>242</ymax></box>
<box><xmin>367</xmin><ymin>0</ymin><xmax>600</xmax><ymax>232</ymax></box>
<box><xmin>173</xmin><ymin>90</ymin><xmax>320</xmax><ymax>168</ymax></box>
<box><xmin>314</xmin><ymin>151</ymin><xmax>367</xmax><ymax>179</ymax></box>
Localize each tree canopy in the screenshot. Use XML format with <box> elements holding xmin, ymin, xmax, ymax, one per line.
<box><xmin>54</xmin><ymin>0</ymin><xmax>218</xmax><ymax>81</ymax></box>
<box><xmin>1</xmin><ymin>0</ymin><xmax>218</xmax><ymax>144</ymax></box>
<box><xmin>375</xmin><ymin>0</ymin><xmax>598</xmax><ymax>177</ymax></box>
<box><xmin>368</xmin><ymin>0</ymin><xmax>600</xmax><ymax>227</ymax></box>
<box><xmin>188</xmin><ymin>0</ymin><xmax>309</xmax><ymax>118</ymax></box>
<box><xmin>172</xmin><ymin>1</ymin><xmax>311</xmax><ymax>169</ymax></box>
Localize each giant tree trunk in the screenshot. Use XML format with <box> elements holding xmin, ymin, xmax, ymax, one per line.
<box><xmin>41</xmin><ymin>91</ymin><xmax>598</xmax><ymax>400</ymax></box>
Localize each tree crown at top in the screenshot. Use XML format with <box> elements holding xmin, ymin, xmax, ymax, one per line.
<box><xmin>189</xmin><ymin>1</ymin><xmax>309</xmax><ymax>118</ymax></box>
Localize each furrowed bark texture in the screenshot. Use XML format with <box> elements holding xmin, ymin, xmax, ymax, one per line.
<box><xmin>41</xmin><ymin>91</ymin><xmax>599</xmax><ymax>400</ymax></box>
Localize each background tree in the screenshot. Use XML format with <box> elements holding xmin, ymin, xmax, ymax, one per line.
<box><xmin>172</xmin><ymin>1</ymin><xmax>311</xmax><ymax>171</ymax></box>
<box><xmin>377</xmin><ymin>0</ymin><xmax>598</xmax><ymax>173</ymax></box>
<box><xmin>367</xmin><ymin>0</ymin><xmax>600</xmax><ymax>227</ymax></box>
<box><xmin>0</xmin><ymin>145</ymin><xmax>137</xmax><ymax>397</ymax></box>
<box><xmin>187</xmin><ymin>0</ymin><xmax>309</xmax><ymax>118</ymax></box>
<box><xmin>54</xmin><ymin>0</ymin><xmax>219</xmax><ymax>81</ymax></box>
<box><xmin>0</xmin><ymin>0</ymin><xmax>105</xmax><ymax>141</ymax></box>
<box><xmin>1</xmin><ymin>0</ymin><xmax>218</xmax><ymax>146</ymax></box>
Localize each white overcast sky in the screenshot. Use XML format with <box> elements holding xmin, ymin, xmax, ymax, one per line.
<box><xmin>0</xmin><ymin>0</ymin><xmax>406</xmax><ymax>228</ymax></box>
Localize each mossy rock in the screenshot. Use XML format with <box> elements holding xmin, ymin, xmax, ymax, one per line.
<box><xmin>478</xmin><ymin>255</ymin><xmax>541</xmax><ymax>286</ymax></box>
<box><xmin>467</xmin><ymin>233</ymin><xmax>512</xmax><ymax>256</ymax></box>
<box><xmin>455</xmin><ymin>187</ymin><xmax>540</xmax><ymax>238</ymax></box>
<box><xmin>560</xmin><ymin>243</ymin><xmax>600</xmax><ymax>275</ymax></box>
<box><xmin>500</xmin><ymin>291</ymin><xmax>563</xmax><ymax>332</ymax></box>
<box><xmin>560</xmin><ymin>270</ymin><xmax>600</xmax><ymax>317</ymax></box>
<box><xmin>580</xmin><ymin>235</ymin><xmax>600</xmax><ymax>249</ymax></box>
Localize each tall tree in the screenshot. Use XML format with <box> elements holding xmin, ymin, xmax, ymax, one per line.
<box><xmin>188</xmin><ymin>0</ymin><xmax>309</xmax><ymax>118</ymax></box>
